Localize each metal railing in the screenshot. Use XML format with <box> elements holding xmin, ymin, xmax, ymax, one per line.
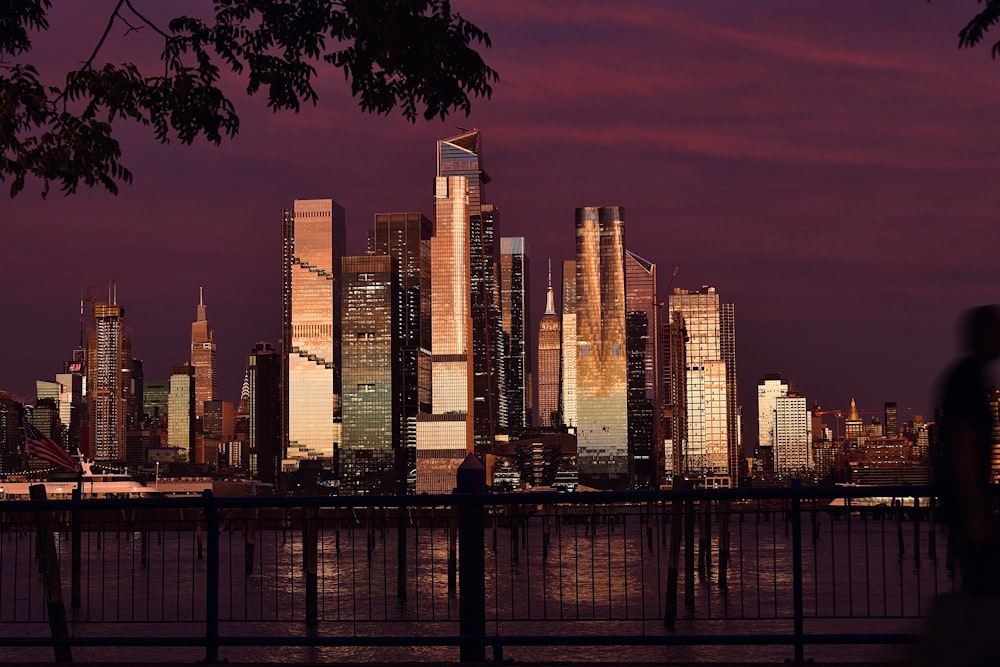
<box><xmin>0</xmin><ymin>482</ymin><xmax>953</xmax><ymax>663</ymax></box>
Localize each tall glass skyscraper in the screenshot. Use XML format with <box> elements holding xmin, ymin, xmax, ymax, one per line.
<box><xmin>625</xmin><ymin>250</ymin><xmax>658</xmax><ymax>488</ymax></box>
<box><xmin>667</xmin><ymin>287</ymin><xmax>739</xmax><ymax>479</ymax></box>
<box><xmin>575</xmin><ymin>206</ymin><xmax>628</xmax><ymax>490</ymax></box>
<box><xmin>190</xmin><ymin>287</ymin><xmax>216</xmax><ymax>417</ymax></box>
<box><xmin>281</xmin><ymin>198</ymin><xmax>346</xmax><ymax>462</ymax></box>
<box><xmin>340</xmin><ymin>255</ymin><xmax>402</xmax><ymax>495</ymax></box>
<box><xmin>500</xmin><ymin>236</ymin><xmax>529</xmax><ymax>434</ymax></box>
<box><xmin>167</xmin><ymin>363</ymin><xmax>195</xmax><ymax>461</ymax></box>
<box><xmin>247</xmin><ymin>342</ymin><xmax>281</xmax><ymax>484</ymax></box>
<box><xmin>537</xmin><ymin>260</ymin><xmax>561</xmax><ymax>429</ymax></box>
<box><xmin>369</xmin><ymin>212</ymin><xmax>432</xmax><ymax>487</ymax></box>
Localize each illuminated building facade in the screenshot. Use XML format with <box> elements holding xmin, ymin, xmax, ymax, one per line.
<box><xmin>757</xmin><ymin>373</ymin><xmax>789</xmax><ymax>473</ymax></box>
<box><xmin>281</xmin><ymin>198</ymin><xmax>346</xmax><ymax>462</ymax></box>
<box><xmin>340</xmin><ymin>255</ymin><xmax>402</xmax><ymax>495</ymax></box>
<box><xmin>775</xmin><ymin>394</ymin><xmax>812</xmax><ymax>474</ymax></box>
<box><xmin>560</xmin><ymin>260</ymin><xmax>577</xmax><ymax>430</ymax></box>
<box><xmin>500</xmin><ymin>236</ymin><xmax>530</xmax><ymax>434</ymax></box>
<box><xmin>167</xmin><ymin>364</ymin><xmax>195</xmax><ymax>461</ymax></box>
<box><xmin>575</xmin><ymin>206</ymin><xmax>628</xmax><ymax>490</ymax></box>
<box><xmin>87</xmin><ymin>301</ymin><xmax>128</xmax><ymax>461</ymax></box>
<box><xmin>661</xmin><ymin>312</ymin><xmax>688</xmax><ymax>480</ymax></box>
<box><xmin>536</xmin><ymin>260</ymin><xmax>561</xmax><ymax>428</ymax></box>
<box><xmin>369</xmin><ymin>212</ymin><xmax>432</xmax><ymax>485</ymax></box>
<box><xmin>668</xmin><ymin>287</ymin><xmax>738</xmax><ymax>478</ymax></box>
<box><xmin>190</xmin><ymin>288</ymin><xmax>216</xmax><ymax>417</ymax></box>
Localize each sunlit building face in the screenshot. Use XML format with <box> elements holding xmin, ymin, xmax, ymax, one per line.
<box><xmin>281</xmin><ymin>199</ymin><xmax>346</xmax><ymax>461</ymax></box>
<box><xmin>575</xmin><ymin>206</ymin><xmax>629</xmax><ymax>490</ymax></box>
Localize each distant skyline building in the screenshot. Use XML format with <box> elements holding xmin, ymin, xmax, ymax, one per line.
<box><xmin>500</xmin><ymin>236</ymin><xmax>530</xmax><ymax>434</ymax></box>
<box><xmin>369</xmin><ymin>211</ymin><xmax>433</xmax><ymax>486</ymax></box>
<box><xmin>340</xmin><ymin>255</ymin><xmax>402</xmax><ymax>495</ymax></box>
<box><xmin>167</xmin><ymin>363</ymin><xmax>195</xmax><ymax>461</ymax></box>
<box><xmin>281</xmin><ymin>198</ymin><xmax>346</xmax><ymax>462</ymax></box>
<box><xmin>757</xmin><ymin>373</ymin><xmax>790</xmax><ymax>473</ymax></box>
<box><xmin>575</xmin><ymin>205</ymin><xmax>628</xmax><ymax>490</ymax></box>
<box><xmin>775</xmin><ymin>394</ymin><xmax>812</xmax><ymax>474</ymax></box>
<box><xmin>190</xmin><ymin>288</ymin><xmax>217</xmax><ymax>417</ymax></box>
<box><xmin>884</xmin><ymin>401</ymin><xmax>899</xmax><ymax>439</ymax></box>
<box><xmin>667</xmin><ymin>286</ymin><xmax>738</xmax><ymax>478</ymax></box>
<box><xmin>86</xmin><ymin>300</ymin><xmax>128</xmax><ymax>461</ymax></box>
<box><xmin>246</xmin><ymin>342</ymin><xmax>281</xmax><ymax>484</ymax></box>
<box><xmin>625</xmin><ymin>249</ymin><xmax>658</xmax><ymax>489</ymax></box>
<box><xmin>536</xmin><ymin>260</ymin><xmax>561</xmax><ymax>429</ymax></box>
<box><xmin>560</xmin><ymin>259</ymin><xmax>577</xmax><ymax>431</ymax></box>
<box><xmin>661</xmin><ymin>311</ymin><xmax>688</xmax><ymax>480</ymax></box>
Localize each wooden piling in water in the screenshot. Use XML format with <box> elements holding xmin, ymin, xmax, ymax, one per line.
<box><xmin>396</xmin><ymin>505</ymin><xmax>407</xmax><ymax>601</ymax></box>
<box><xmin>664</xmin><ymin>482</ymin><xmax>684</xmax><ymax>628</ymax></box>
<box><xmin>70</xmin><ymin>488</ymin><xmax>81</xmax><ymax>609</ymax></box>
<box><xmin>303</xmin><ymin>506</ymin><xmax>319</xmax><ymax>626</ymax></box>
<box><xmin>245</xmin><ymin>509</ymin><xmax>256</xmax><ymax>576</ymax></box>
<box><xmin>718</xmin><ymin>499</ymin><xmax>730</xmax><ymax>590</ymax></box>
<box><xmin>698</xmin><ymin>499</ymin><xmax>712</xmax><ymax>583</ymax></box>
<box><xmin>684</xmin><ymin>490</ymin><xmax>695</xmax><ymax>609</ymax></box>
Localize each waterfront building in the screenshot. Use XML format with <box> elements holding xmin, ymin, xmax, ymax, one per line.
<box><xmin>247</xmin><ymin>342</ymin><xmax>282</xmax><ymax>484</ymax></box>
<box><xmin>575</xmin><ymin>205</ymin><xmax>628</xmax><ymax>490</ymax></box>
<box><xmin>281</xmin><ymin>198</ymin><xmax>346</xmax><ymax>463</ymax></box>
<box><xmin>667</xmin><ymin>286</ymin><xmax>739</xmax><ymax>479</ymax></box>
<box><xmin>369</xmin><ymin>211</ymin><xmax>433</xmax><ymax>486</ymax></box>
<box><xmin>625</xmin><ymin>250</ymin><xmax>658</xmax><ymax>489</ymax></box>
<box><xmin>340</xmin><ymin>255</ymin><xmax>402</xmax><ymax>495</ymax></box>
<box><xmin>86</xmin><ymin>300</ymin><xmax>128</xmax><ymax>462</ymax></box>
<box><xmin>190</xmin><ymin>288</ymin><xmax>217</xmax><ymax>417</ymax></box>
<box><xmin>757</xmin><ymin>374</ymin><xmax>790</xmax><ymax>473</ymax></box>
<box><xmin>560</xmin><ymin>260</ymin><xmax>577</xmax><ymax>431</ymax></box>
<box><xmin>500</xmin><ymin>236</ymin><xmax>530</xmax><ymax>434</ymax></box>
<box><xmin>536</xmin><ymin>260</ymin><xmax>561</xmax><ymax>429</ymax></box>
<box><xmin>774</xmin><ymin>394</ymin><xmax>812</xmax><ymax>474</ymax></box>
<box><xmin>167</xmin><ymin>364</ymin><xmax>195</xmax><ymax>462</ymax></box>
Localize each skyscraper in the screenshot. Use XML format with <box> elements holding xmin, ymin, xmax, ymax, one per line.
<box><xmin>537</xmin><ymin>260</ymin><xmax>561</xmax><ymax>429</ymax></box>
<box><xmin>369</xmin><ymin>211</ymin><xmax>433</xmax><ymax>486</ymax></box>
<box><xmin>625</xmin><ymin>250</ymin><xmax>658</xmax><ymax>489</ymax></box>
<box><xmin>575</xmin><ymin>206</ymin><xmax>628</xmax><ymax>490</ymax></box>
<box><xmin>661</xmin><ymin>311</ymin><xmax>688</xmax><ymax>480</ymax></box>
<box><xmin>87</xmin><ymin>300</ymin><xmax>127</xmax><ymax>461</ymax></box>
<box><xmin>416</xmin><ymin>173</ymin><xmax>474</xmax><ymax>493</ymax></box>
<box><xmin>340</xmin><ymin>255</ymin><xmax>402</xmax><ymax>495</ymax></box>
<box><xmin>246</xmin><ymin>342</ymin><xmax>281</xmax><ymax>484</ymax></box>
<box><xmin>190</xmin><ymin>288</ymin><xmax>217</xmax><ymax>417</ymax></box>
<box><xmin>500</xmin><ymin>236</ymin><xmax>530</xmax><ymax>434</ymax></box>
<box><xmin>757</xmin><ymin>374</ymin><xmax>790</xmax><ymax>474</ymax></box>
<box><xmin>775</xmin><ymin>394</ymin><xmax>812</xmax><ymax>474</ymax></box>
<box><xmin>884</xmin><ymin>401</ymin><xmax>899</xmax><ymax>439</ymax></box>
<box><xmin>281</xmin><ymin>198</ymin><xmax>346</xmax><ymax>462</ymax></box>
<box><xmin>668</xmin><ymin>286</ymin><xmax>739</xmax><ymax>479</ymax></box>
<box><xmin>167</xmin><ymin>363</ymin><xmax>195</xmax><ymax>461</ymax></box>
<box><xmin>560</xmin><ymin>260</ymin><xmax>577</xmax><ymax>431</ymax></box>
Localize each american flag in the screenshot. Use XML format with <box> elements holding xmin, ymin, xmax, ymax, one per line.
<box><xmin>19</xmin><ymin>408</ymin><xmax>79</xmax><ymax>472</ymax></box>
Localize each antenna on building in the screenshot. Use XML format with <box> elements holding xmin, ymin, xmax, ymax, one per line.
<box><xmin>199</xmin><ymin>286</ymin><xmax>204</xmax><ymax>307</ymax></box>
<box><xmin>547</xmin><ymin>258</ymin><xmax>552</xmax><ymax>289</ymax></box>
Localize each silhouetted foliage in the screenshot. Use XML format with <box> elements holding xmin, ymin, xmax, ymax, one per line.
<box><xmin>0</xmin><ymin>0</ymin><xmax>497</xmax><ymax>197</ymax></box>
<box><xmin>959</xmin><ymin>0</ymin><xmax>1000</xmax><ymax>57</ymax></box>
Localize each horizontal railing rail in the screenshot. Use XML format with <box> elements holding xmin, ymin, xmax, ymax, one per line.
<box><xmin>0</xmin><ymin>483</ymin><xmax>957</xmax><ymax>663</ymax></box>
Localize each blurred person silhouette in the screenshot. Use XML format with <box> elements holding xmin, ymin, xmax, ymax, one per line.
<box><xmin>936</xmin><ymin>304</ymin><xmax>1000</xmax><ymax>595</ymax></box>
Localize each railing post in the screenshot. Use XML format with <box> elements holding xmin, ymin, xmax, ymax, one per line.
<box><xmin>71</xmin><ymin>487</ymin><xmax>82</xmax><ymax>609</ymax></box>
<box><xmin>684</xmin><ymin>486</ymin><xmax>695</xmax><ymax>609</ymax></box>
<box><xmin>455</xmin><ymin>453</ymin><xmax>486</xmax><ymax>663</ymax></box>
<box><xmin>29</xmin><ymin>484</ymin><xmax>72</xmax><ymax>663</ymax></box>
<box><xmin>791</xmin><ymin>479</ymin><xmax>804</xmax><ymax>664</ymax></box>
<box><xmin>303</xmin><ymin>504</ymin><xmax>320</xmax><ymax>627</ymax></box>
<box><xmin>204</xmin><ymin>490</ymin><xmax>220</xmax><ymax>664</ymax></box>
<box><xmin>397</xmin><ymin>505</ymin><xmax>408</xmax><ymax>600</ymax></box>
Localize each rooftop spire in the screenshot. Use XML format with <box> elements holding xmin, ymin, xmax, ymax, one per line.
<box><xmin>544</xmin><ymin>258</ymin><xmax>556</xmax><ymax>315</ymax></box>
<box><xmin>847</xmin><ymin>397</ymin><xmax>860</xmax><ymax>421</ymax></box>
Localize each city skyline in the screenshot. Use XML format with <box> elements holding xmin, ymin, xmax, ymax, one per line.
<box><xmin>4</xmin><ymin>2</ymin><xmax>1000</xmax><ymax>440</ymax></box>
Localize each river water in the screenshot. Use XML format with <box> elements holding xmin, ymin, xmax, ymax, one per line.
<box><xmin>0</xmin><ymin>503</ymin><xmax>952</xmax><ymax>663</ymax></box>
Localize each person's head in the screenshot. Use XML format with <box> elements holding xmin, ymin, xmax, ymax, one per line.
<box><xmin>961</xmin><ymin>304</ymin><xmax>1000</xmax><ymax>360</ymax></box>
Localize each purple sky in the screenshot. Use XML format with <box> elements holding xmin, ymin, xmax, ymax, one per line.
<box><xmin>3</xmin><ymin>2</ymin><xmax>1000</xmax><ymax>443</ymax></box>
